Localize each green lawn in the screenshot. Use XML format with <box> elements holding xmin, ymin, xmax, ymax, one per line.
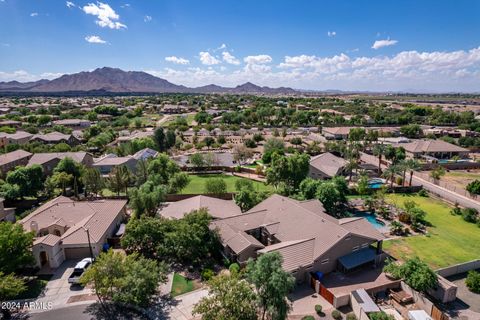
<box><xmin>171</xmin><ymin>273</ymin><xmax>200</xmax><ymax>297</ymax></box>
<box><xmin>179</xmin><ymin>174</ymin><xmax>273</xmax><ymax>194</ymax></box>
<box><xmin>383</xmin><ymin>194</ymin><xmax>480</xmax><ymax>269</ymax></box>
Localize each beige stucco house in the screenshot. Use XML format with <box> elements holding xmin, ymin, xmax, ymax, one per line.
<box><xmin>20</xmin><ymin>196</ymin><xmax>127</xmax><ymax>269</ymax></box>
<box><xmin>211</xmin><ymin>194</ymin><xmax>385</xmax><ymax>282</ymax></box>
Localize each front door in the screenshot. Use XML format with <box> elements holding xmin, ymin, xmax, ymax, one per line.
<box><xmin>39</xmin><ymin>251</ymin><xmax>49</xmax><ymax>267</ymax></box>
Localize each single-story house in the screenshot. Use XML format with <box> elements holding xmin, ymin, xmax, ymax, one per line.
<box><xmin>211</xmin><ymin>194</ymin><xmax>385</xmax><ymax>282</ymax></box>
<box><xmin>52</xmin><ymin>119</ymin><xmax>91</xmax><ymax>130</ymax></box>
<box><xmin>322</xmin><ymin>127</ymin><xmax>353</xmax><ymax>140</ymax></box>
<box><xmin>0</xmin><ymin>149</ymin><xmax>32</xmax><ymax>176</ymax></box>
<box><xmin>28</xmin><ymin>152</ymin><xmax>94</xmax><ymax>176</ymax></box>
<box><xmin>0</xmin><ymin>131</ymin><xmax>33</xmax><ymax>147</ymax></box>
<box><xmin>30</xmin><ymin>132</ymin><xmax>80</xmax><ymax>146</ymax></box>
<box><xmin>20</xmin><ymin>196</ymin><xmax>127</xmax><ymax>269</ymax></box>
<box><xmin>132</xmin><ymin>148</ymin><xmax>159</xmax><ymax>161</ymax></box>
<box><xmin>395</xmin><ymin>139</ymin><xmax>469</xmax><ymax>160</ymax></box>
<box><xmin>309</xmin><ymin>152</ymin><xmax>348</xmax><ymax>179</ymax></box>
<box><xmin>93</xmin><ymin>154</ymin><xmax>138</xmax><ymax>175</ymax></box>
<box><xmin>159</xmin><ymin>195</ymin><xmax>241</xmax><ymax>220</ymax></box>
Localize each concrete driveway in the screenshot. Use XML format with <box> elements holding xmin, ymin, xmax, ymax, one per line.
<box><xmin>288</xmin><ymin>284</ymin><xmax>335</xmax><ymax>319</ymax></box>
<box><xmin>165</xmin><ymin>288</ymin><xmax>208</xmax><ymax>320</ymax></box>
<box><xmin>30</xmin><ymin>260</ymin><xmax>95</xmax><ymax>313</ymax></box>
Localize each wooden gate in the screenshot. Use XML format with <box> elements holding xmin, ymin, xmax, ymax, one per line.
<box><xmin>319</xmin><ymin>284</ymin><xmax>334</xmax><ymax>304</ymax></box>
<box><xmin>431</xmin><ymin>306</ymin><xmax>449</xmax><ymax>320</ymax></box>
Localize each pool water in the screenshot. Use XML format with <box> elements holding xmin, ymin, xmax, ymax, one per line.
<box><xmin>368</xmin><ymin>183</ymin><xmax>384</xmax><ymax>189</ymax></box>
<box><xmin>354</xmin><ymin>212</ymin><xmax>385</xmax><ymax>229</ymax></box>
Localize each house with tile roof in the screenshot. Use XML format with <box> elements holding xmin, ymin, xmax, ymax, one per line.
<box><xmin>395</xmin><ymin>139</ymin><xmax>469</xmax><ymax>160</ymax></box>
<box><xmin>211</xmin><ymin>194</ymin><xmax>385</xmax><ymax>282</ymax></box>
<box><xmin>27</xmin><ymin>152</ymin><xmax>94</xmax><ymax>176</ymax></box>
<box><xmin>159</xmin><ymin>195</ymin><xmax>241</xmax><ymax>220</ymax></box>
<box><xmin>309</xmin><ymin>152</ymin><xmax>348</xmax><ymax>179</ymax></box>
<box><xmin>20</xmin><ymin>196</ymin><xmax>127</xmax><ymax>269</ymax></box>
<box><xmin>30</xmin><ymin>132</ymin><xmax>80</xmax><ymax>146</ymax></box>
<box><xmin>0</xmin><ymin>149</ymin><xmax>32</xmax><ymax>176</ymax></box>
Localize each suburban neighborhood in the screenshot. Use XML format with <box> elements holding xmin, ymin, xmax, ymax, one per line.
<box><xmin>1</xmin><ymin>1</ymin><xmax>480</xmax><ymax>320</ymax></box>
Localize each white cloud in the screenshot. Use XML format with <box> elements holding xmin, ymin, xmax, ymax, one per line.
<box><xmin>327</xmin><ymin>31</ymin><xmax>336</xmax><ymax>37</ymax></box>
<box><xmin>222</xmin><ymin>52</ymin><xmax>240</xmax><ymax>65</ymax></box>
<box><xmin>0</xmin><ymin>70</ymin><xmax>63</xmax><ymax>82</ymax></box>
<box><xmin>199</xmin><ymin>51</ymin><xmax>220</xmax><ymax>65</ymax></box>
<box><xmin>143</xmin><ymin>47</ymin><xmax>480</xmax><ymax>92</ymax></box>
<box><xmin>165</xmin><ymin>56</ymin><xmax>190</xmax><ymax>65</ymax></box>
<box><xmin>30</xmin><ymin>12</ymin><xmax>38</xmax><ymax>17</ymax></box>
<box><xmin>244</xmin><ymin>54</ymin><xmax>272</xmax><ymax>64</ymax></box>
<box><xmin>120</xmin><ymin>3</ymin><xmax>130</xmax><ymax>8</ymax></box>
<box><xmin>82</xmin><ymin>2</ymin><xmax>126</xmax><ymax>29</ymax></box>
<box><xmin>372</xmin><ymin>39</ymin><xmax>398</xmax><ymax>49</ymax></box>
<box><xmin>144</xmin><ymin>15</ymin><xmax>152</xmax><ymax>22</ymax></box>
<box><xmin>85</xmin><ymin>35</ymin><xmax>106</xmax><ymax>44</ymax></box>
<box><xmin>66</xmin><ymin>1</ymin><xmax>75</xmax><ymax>8</ymax></box>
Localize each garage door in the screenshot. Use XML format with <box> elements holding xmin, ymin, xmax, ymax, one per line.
<box><xmin>64</xmin><ymin>247</ymin><xmax>91</xmax><ymax>260</ymax></box>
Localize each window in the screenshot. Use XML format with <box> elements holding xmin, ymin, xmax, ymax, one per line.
<box><xmin>352</xmin><ymin>246</ymin><xmax>359</xmax><ymax>251</ymax></box>
<box><xmin>321</xmin><ymin>258</ymin><xmax>329</xmax><ymax>264</ymax></box>
<box><xmin>362</xmin><ymin>243</ymin><xmax>369</xmax><ymax>248</ymax></box>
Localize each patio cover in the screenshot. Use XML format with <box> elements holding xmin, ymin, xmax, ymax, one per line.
<box><xmin>338</xmin><ymin>247</ymin><xmax>376</xmax><ymax>270</ymax></box>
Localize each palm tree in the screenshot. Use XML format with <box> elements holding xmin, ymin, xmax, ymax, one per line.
<box><xmin>373</xmin><ymin>143</ymin><xmax>386</xmax><ymax>175</ymax></box>
<box><xmin>346</xmin><ymin>157</ymin><xmax>359</xmax><ymax>182</ymax></box>
<box><xmin>398</xmin><ymin>160</ymin><xmax>408</xmax><ymax>186</ymax></box>
<box><xmin>382</xmin><ymin>165</ymin><xmax>400</xmax><ymax>187</ymax></box>
<box><xmin>404</xmin><ymin>159</ymin><xmax>421</xmax><ymax>186</ymax></box>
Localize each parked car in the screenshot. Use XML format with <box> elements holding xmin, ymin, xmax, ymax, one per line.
<box><xmin>68</xmin><ymin>258</ymin><xmax>93</xmax><ymax>285</ymax></box>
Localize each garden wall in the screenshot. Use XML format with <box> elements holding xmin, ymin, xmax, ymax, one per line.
<box><xmin>421</xmin><ymin>162</ymin><xmax>480</xmax><ymax>171</ymax></box>
<box><xmin>436</xmin><ymin>259</ymin><xmax>480</xmax><ymax>278</ymax></box>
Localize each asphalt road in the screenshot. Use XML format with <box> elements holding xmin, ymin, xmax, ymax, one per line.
<box><xmin>29</xmin><ymin>304</ymin><xmax>91</xmax><ymax>320</ymax></box>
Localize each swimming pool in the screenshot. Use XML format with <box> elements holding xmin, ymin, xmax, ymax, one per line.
<box><xmin>368</xmin><ymin>183</ymin><xmax>384</xmax><ymax>189</ymax></box>
<box><xmin>367</xmin><ymin>178</ymin><xmax>385</xmax><ymax>189</ymax></box>
<box><xmin>354</xmin><ymin>212</ymin><xmax>385</xmax><ymax>229</ymax></box>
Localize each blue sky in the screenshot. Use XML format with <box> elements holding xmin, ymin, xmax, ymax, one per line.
<box><xmin>0</xmin><ymin>0</ymin><xmax>479</xmax><ymax>91</ymax></box>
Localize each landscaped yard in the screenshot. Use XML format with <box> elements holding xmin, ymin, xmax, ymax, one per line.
<box><xmin>170</xmin><ymin>273</ymin><xmax>201</xmax><ymax>297</ymax></box>
<box><xmin>383</xmin><ymin>194</ymin><xmax>480</xmax><ymax>269</ymax></box>
<box><xmin>179</xmin><ymin>173</ymin><xmax>274</xmax><ymax>194</ymax></box>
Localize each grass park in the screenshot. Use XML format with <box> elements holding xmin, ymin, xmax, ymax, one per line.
<box><xmin>383</xmin><ymin>194</ymin><xmax>480</xmax><ymax>269</ymax></box>
<box><xmin>178</xmin><ymin>173</ymin><xmax>273</xmax><ymax>194</ymax></box>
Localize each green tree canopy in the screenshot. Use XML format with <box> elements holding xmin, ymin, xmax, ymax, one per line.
<box><xmin>80</xmin><ymin>250</ymin><xmax>167</xmax><ymax>308</ymax></box>
<box><xmin>0</xmin><ymin>222</ymin><xmax>34</xmax><ymax>274</ymax></box>
<box><xmin>246</xmin><ymin>252</ymin><xmax>295</xmax><ymax>320</ymax></box>
<box><xmin>193</xmin><ymin>273</ymin><xmax>257</xmax><ymax>320</ymax></box>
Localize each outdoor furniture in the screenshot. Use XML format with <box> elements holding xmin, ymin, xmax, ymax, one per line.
<box><xmin>390</xmin><ymin>290</ymin><xmax>414</xmax><ymax>304</ymax></box>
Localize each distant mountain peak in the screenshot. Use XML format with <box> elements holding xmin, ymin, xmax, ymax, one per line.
<box><xmin>0</xmin><ymin>67</ymin><xmax>297</xmax><ymax>94</ymax></box>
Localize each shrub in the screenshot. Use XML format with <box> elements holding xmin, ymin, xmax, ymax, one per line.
<box><xmin>301</xmin><ymin>317</ymin><xmax>315</xmax><ymax>320</ymax></box>
<box><xmin>398</xmin><ymin>212</ymin><xmax>411</xmax><ymax>224</ymax></box>
<box><xmin>346</xmin><ymin>313</ymin><xmax>357</xmax><ymax>320</ymax></box>
<box><xmin>451</xmin><ymin>203</ymin><xmax>462</xmax><ymax>215</ymax></box>
<box><xmin>369</xmin><ymin>312</ymin><xmax>394</xmax><ymax>320</ymax></box>
<box><xmin>418</xmin><ymin>189</ymin><xmax>428</xmax><ymax>197</ymax></box>
<box><xmin>466</xmin><ymin>270</ymin><xmax>480</xmax><ymax>293</ymax></box>
<box><xmin>229</xmin><ymin>263</ymin><xmax>240</xmax><ymax>274</ymax></box>
<box><xmin>395</xmin><ymin>176</ymin><xmax>403</xmax><ymax>186</ymax></box>
<box><xmin>201</xmin><ymin>268</ymin><xmax>214</xmax><ymax>281</ymax></box>
<box><xmin>332</xmin><ymin>309</ymin><xmax>342</xmax><ymax>320</ymax></box>
<box><xmin>462</xmin><ymin>208</ymin><xmax>478</xmax><ymax>223</ymax></box>
<box><xmin>466</xmin><ymin>179</ymin><xmax>480</xmax><ymax>195</ymax></box>
<box><xmin>315</xmin><ymin>304</ymin><xmax>322</xmax><ymax>315</ymax></box>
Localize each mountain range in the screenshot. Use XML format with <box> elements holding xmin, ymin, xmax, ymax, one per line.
<box><xmin>0</xmin><ymin>67</ymin><xmax>296</xmax><ymax>94</ymax></box>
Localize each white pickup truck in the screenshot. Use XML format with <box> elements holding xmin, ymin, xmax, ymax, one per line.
<box><xmin>68</xmin><ymin>258</ymin><xmax>93</xmax><ymax>285</ymax></box>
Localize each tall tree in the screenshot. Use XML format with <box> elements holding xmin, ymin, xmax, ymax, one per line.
<box><xmin>193</xmin><ymin>273</ymin><xmax>257</xmax><ymax>320</ymax></box>
<box><xmin>2</xmin><ymin>164</ymin><xmax>44</xmax><ymax>200</ymax></box>
<box><xmin>246</xmin><ymin>252</ymin><xmax>295</xmax><ymax>320</ymax></box>
<box><xmin>129</xmin><ymin>181</ymin><xmax>166</xmax><ymax>217</ymax></box>
<box><xmin>154</xmin><ymin>127</ymin><xmax>166</xmax><ymax>152</ymax></box>
<box><xmin>0</xmin><ymin>222</ymin><xmax>34</xmax><ymax>274</ymax></box>
<box><xmin>82</xmin><ymin>167</ymin><xmax>104</xmax><ymax>196</ymax></box>
<box><xmin>54</xmin><ymin>157</ymin><xmax>84</xmax><ymax>196</ymax></box>
<box><xmin>373</xmin><ymin>143</ymin><xmax>386</xmax><ymax>174</ymax></box>
<box><xmin>80</xmin><ymin>250</ymin><xmax>167</xmax><ymax>308</ymax></box>
<box><xmin>107</xmin><ymin>165</ymin><xmax>132</xmax><ymax>196</ymax></box>
<box><xmin>205</xmin><ymin>178</ymin><xmax>227</xmax><ymax>195</ymax></box>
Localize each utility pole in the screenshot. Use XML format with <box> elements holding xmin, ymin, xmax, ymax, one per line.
<box><xmin>84</xmin><ymin>227</ymin><xmax>94</xmax><ymax>261</ymax></box>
